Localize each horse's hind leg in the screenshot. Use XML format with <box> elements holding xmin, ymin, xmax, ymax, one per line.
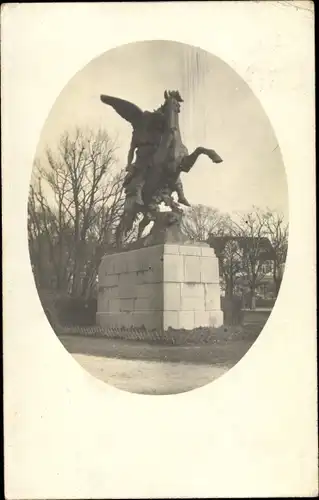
<box><xmin>174</xmin><ymin>176</ymin><xmax>191</xmax><ymax>206</ymax></box>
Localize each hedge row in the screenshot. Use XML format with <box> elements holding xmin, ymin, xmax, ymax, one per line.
<box><xmin>55</xmin><ymin>324</ymin><xmax>245</xmax><ymax>345</ymax></box>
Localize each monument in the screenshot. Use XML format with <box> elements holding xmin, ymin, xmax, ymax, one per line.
<box><xmin>97</xmin><ymin>90</ymin><xmax>224</xmax><ymax>331</ymax></box>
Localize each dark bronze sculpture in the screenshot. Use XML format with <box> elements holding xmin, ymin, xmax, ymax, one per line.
<box><xmin>100</xmin><ymin>90</ymin><xmax>223</xmax><ymax>247</ymax></box>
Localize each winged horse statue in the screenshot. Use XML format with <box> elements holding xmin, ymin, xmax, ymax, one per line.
<box><xmin>100</xmin><ymin>90</ymin><xmax>223</xmax><ymax>247</ymax></box>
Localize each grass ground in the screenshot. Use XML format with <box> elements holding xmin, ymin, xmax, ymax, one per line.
<box><xmin>58</xmin><ymin>310</ymin><xmax>270</xmax><ymax>395</ymax></box>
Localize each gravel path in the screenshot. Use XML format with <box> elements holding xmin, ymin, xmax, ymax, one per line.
<box><xmin>74</xmin><ymin>353</ymin><xmax>229</xmax><ymax>395</ymax></box>
<box><xmin>59</xmin><ymin>327</ymin><xmax>264</xmax><ymax>394</ymax></box>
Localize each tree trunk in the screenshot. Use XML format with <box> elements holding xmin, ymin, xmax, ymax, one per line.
<box><xmin>225</xmin><ymin>282</ymin><xmax>233</xmax><ymax>300</ymax></box>
<box><xmin>249</xmin><ymin>286</ymin><xmax>256</xmax><ymax>310</ymax></box>
<box><xmin>71</xmin><ymin>242</ymin><xmax>85</xmax><ymax>297</ymax></box>
<box><xmin>251</xmin><ymin>294</ymin><xmax>256</xmax><ymax>310</ymax></box>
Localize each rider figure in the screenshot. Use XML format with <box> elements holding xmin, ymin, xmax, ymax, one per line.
<box><xmin>124</xmin><ymin>110</ymin><xmax>164</xmax><ymax>206</ymax></box>
<box><xmin>125</xmin><ymin>94</ymin><xmax>190</xmax><ymax>207</ymax></box>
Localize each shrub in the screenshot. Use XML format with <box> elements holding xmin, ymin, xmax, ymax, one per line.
<box><xmin>221</xmin><ymin>296</ymin><xmax>244</xmax><ymax>326</ymax></box>
<box><xmin>55</xmin><ymin>297</ymin><xmax>97</xmax><ymax>326</ymax></box>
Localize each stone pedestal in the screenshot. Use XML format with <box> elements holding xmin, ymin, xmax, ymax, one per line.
<box><xmin>97</xmin><ymin>242</ymin><xmax>223</xmax><ymax>331</ymax></box>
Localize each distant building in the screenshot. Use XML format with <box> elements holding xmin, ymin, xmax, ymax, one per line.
<box><xmin>208</xmin><ymin>235</ymin><xmax>275</xmax><ymax>261</ymax></box>
<box><xmin>208</xmin><ymin>235</ymin><xmax>277</xmax><ymax>300</ymax></box>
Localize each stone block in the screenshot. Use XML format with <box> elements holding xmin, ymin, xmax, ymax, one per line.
<box><xmin>118</xmin><ymin>283</ymin><xmax>136</xmax><ymax>300</ymax></box>
<box><xmin>162</xmin><ymin>244</ymin><xmax>180</xmax><ymax>255</ymax></box>
<box><xmin>114</xmin><ymin>256</ymin><xmax>128</xmax><ymax>274</ymax></box>
<box><xmin>184</xmin><ymin>255</ymin><xmax>201</xmax><ymax>283</ymax></box>
<box><xmin>97</xmin><ymin>294</ymin><xmax>109</xmax><ymax>312</ymax></box>
<box><xmin>116</xmin><ymin>312</ymin><xmax>129</xmax><ymax>328</ymax></box>
<box><xmin>181</xmin><ymin>296</ymin><xmax>204</xmax><ymax>311</ymax></box>
<box><xmin>181</xmin><ymin>283</ymin><xmax>204</xmax><ymax>299</ymax></box>
<box><xmin>163</xmin><ymin>311</ymin><xmax>179</xmax><ymax>330</ymax></box>
<box><xmin>137</xmin><ymin>245</ymin><xmax>163</xmax><ymax>266</ymax></box>
<box><xmin>125</xmin><ymin>253</ymin><xmax>138</xmax><ymax>273</ymax></box>
<box><xmin>142</xmin><ymin>261</ymin><xmax>163</xmax><ymax>283</ymax></box>
<box><xmin>136</xmin><ymin>283</ymin><xmax>152</xmax><ymax>298</ymax></box>
<box><xmin>200</xmin><ymin>256</ymin><xmax>219</xmax><ymax>283</ymax></box>
<box><xmin>163</xmin><ymin>254</ymin><xmax>184</xmax><ymax>282</ymax></box>
<box><xmin>135</xmin><ymin>253</ymin><xmax>151</xmax><ymax>273</ymax></box>
<box><xmin>135</xmin><ymin>293</ymin><xmax>163</xmax><ymax>311</ymax></box>
<box><xmin>178</xmin><ymin>311</ymin><xmax>195</xmax><ymax>330</ymax></box>
<box><xmin>131</xmin><ymin>311</ymin><xmax>162</xmax><ymax>330</ymax></box>
<box><xmin>103</xmin><ymin>299</ymin><xmax>110</xmax><ymax>312</ymax></box>
<box><xmin>204</xmin><ymin>284</ymin><xmax>221</xmax><ymax>311</ymax></box>
<box><xmin>118</xmin><ymin>272</ymin><xmax>136</xmax><ymax>287</ymax></box>
<box><xmin>194</xmin><ymin>311</ymin><xmax>210</xmax><ymax>327</ymax></box>
<box><xmin>151</xmin><ymin>291</ymin><xmax>164</xmax><ymax>310</ymax></box>
<box><xmin>134</xmin><ymin>298</ymin><xmax>148</xmax><ymax>311</ymax></box>
<box><xmin>105</xmin><ymin>285</ymin><xmax>119</xmax><ymax>298</ymax></box>
<box><xmin>135</xmin><ymin>270</ymin><xmax>148</xmax><ymax>284</ymax></box>
<box><xmin>135</xmin><ymin>283</ymin><xmax>161</xmax><ymax>299</ymax></box>
<box><xmin>109</xmin><ymin>299</ymin><xmax>121</xmax><ymax>312</ymax></box>
<box><xmin>125</xmin><ymin>250</ymin><xmax>144</xmax><ymax>273</ymax></box>
<box><xmin>104</xmin><ymin>255</ymin><xmax>117</xmax><ymax>275</ymax></box>
<box><xmin>120</xmin><ymin>299</ymin><xmax>135</xmax><ymax>312</ymax></box>
<box><xmin>194</xmin><ymin>309</ymin><xmax>223</xmax><ymax>328</ymax></box>
<box><xmin>179</xmin><ymin>245</ymin><xmax>202</xmax><ymax>256</ymax></box>
<box><xmin>97</xmin><ymin>312</ymin><xmax>119</xmax><ymax>328</ymax></box>
<box><xmin>163</xmin><ymin>283</ymin><xmax>181</xmax><ymax>311</ymax></box>
<box><xmin>100</xmin><ymin>273</ymin><xmax>118</xmax><ymax>287</ymax></box>
<box><xmin>208</xmin><ymin>310</ymin><xmax>223</xmax><ymax>328</ymax></box>
<box><xmin>97</xmin><ymin>311</ymin><xmax>162</xmax><ymax>330</ymax></box>
<box><xmin>135</xmin><ymin>283</ymin><xmax>149</xmax><ymax>298</ymax></box>
<box><xmin>201</xmin><ymin>245</ymin><xmax>216</xmax><ymax>257</ymax></box>
<box><xmin>212</xmin><ymin>258</ymin><xmax>220</xmax><ymax>278</ymax></box>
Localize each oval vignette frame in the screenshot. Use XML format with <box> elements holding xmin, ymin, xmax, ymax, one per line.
<box><xmin>28</xmin><ymin>39</ymin><xmax>289</xmax><ymax>395</ymax></box>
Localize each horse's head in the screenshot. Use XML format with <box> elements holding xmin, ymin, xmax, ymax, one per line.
<box><xmin>160</xmin><ymin>90</ymin><xmax>184</xmax><ymax>131</ymax></box>
<box><xmin>163</xmin><ymin>90</ymin><xmax>183</xmax><ymax>114</ymax></box>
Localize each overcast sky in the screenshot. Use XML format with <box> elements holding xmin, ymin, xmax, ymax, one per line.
<box><xmin>36</xmin><ymin>40</ymin><xmax>288</xmax><ymax>218</ymax></box>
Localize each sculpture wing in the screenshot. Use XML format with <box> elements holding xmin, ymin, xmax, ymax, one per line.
<box><xmin>100</xmin><ymin>94</ymin><xmax>144</xmax><ymax>127</ymax></box>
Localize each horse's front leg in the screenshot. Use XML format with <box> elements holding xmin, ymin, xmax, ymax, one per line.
<box><xmin>180</xmin><ymin>147</ymin><xmax>223</xmax><ymax>173</ymax></box>
<box><xmin>204</xmin><ymin>148</ymin><xmax>223</xmax><ymax>164</ymax></box>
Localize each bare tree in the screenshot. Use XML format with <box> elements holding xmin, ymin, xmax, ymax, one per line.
<box><xmin>28</xmin><ymin>183</ymin><xmax>55</xmax><ymax>289</ymax></box>
<box><xmin>232</xmin><ymin>208</ymin><xmax>275</xmax><ymax>309</ymax></box>
<box><xmin>28</xmin><ymin>127</ymin><xmax>124</xmax><ymax>298</ymax></box>
<box><xmin>181</xmin><ymin>204</ymin><xmax>229</xmax><ymax>241</ymax></box>
<box><xmin>219</xmin><ymin>239</ymin><xmax>244</xmax><ymax>297</ymax></box>
<box><xmin>262</xmin><ymin>209</ymin><xmax>288</xmax><ymax>295</ymax></box>
<box><xmin>28</xmin><ymin>174</ymin><xmax>73</xmax><ymax>290</ymax></box>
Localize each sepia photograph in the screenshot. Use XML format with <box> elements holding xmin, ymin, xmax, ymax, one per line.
<box><xmin>29</xmin><ymin>40</ymin><xmax>289</xmax><ymax>394</ymax></box>
<box><xmin>3</xmin><ymin>3</ymin><xmax>316</xmax><ymax>498</ymax></box>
